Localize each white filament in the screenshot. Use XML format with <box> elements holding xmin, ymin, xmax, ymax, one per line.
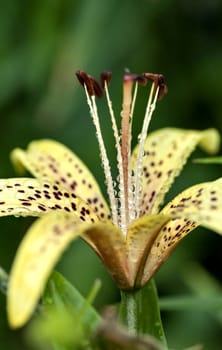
<box><xmin>104</xmin><ymin>82</ymin><xmax>127</xmax><ymax>233</ymax></box>
<box><xmin>84</xmin><ymin>85</ymin><xmax>119</xmax><ymax>226</ymax></box>
<box><xmin>134</xmin><ymin>83</ymin><xmax>160</xmax><ymax>218</ymax></box>
<box><xmin>127</xmin><ymin>82</ymin><xmax>138</xmax><ymax>223</ymax></box>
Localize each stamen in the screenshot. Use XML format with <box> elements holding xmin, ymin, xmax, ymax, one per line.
<box><xmin>134</xmin><ymin>81</ymin><xmax>160</xmax><ymax>218</ymax></box>
<box><xmin>76</xmin><ymin>71</ymin><xmax>103</xmax><ymax>98</ymax></box>
<box><xmin>101</xmin><ymin>71</ymin><xmax>112</xmax><ymax>88</ymax></box>
<box><xmin>127</xmin><ymin>81</ymin><xmax>138</xmax><ymax>223</ymax></box>
<box><xmin>82</xmin><ymin>81</ymin><xmax>119</xmax><ymax>226</ymax></box>
<box><xmin>144</xmin><ymin>73</ymin><xmax>168</xmax><ymax>100</ymax></box>
<box><xmin>102</xmin><ymin>77</ymin><xmax>125</xmax><ymax>231</ymax></box>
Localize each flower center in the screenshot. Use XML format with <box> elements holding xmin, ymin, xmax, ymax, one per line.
<box><xmin>76</xmin><ymin>70</ymin><xmax>167</xmax><ymax>235</ymax></box>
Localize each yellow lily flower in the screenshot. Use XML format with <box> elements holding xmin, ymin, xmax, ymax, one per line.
<box><xmin>2</xmin><ymin>70</ymin><xmax>222</xmax><ymax>329</ymax></box>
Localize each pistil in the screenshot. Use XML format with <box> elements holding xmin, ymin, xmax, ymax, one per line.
<box><xmin>120</xmin><ymin>75</ymin><xmax>135</xmax><ymax>233</ymax></box>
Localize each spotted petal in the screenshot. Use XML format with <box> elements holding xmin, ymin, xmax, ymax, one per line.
<box><xmin>8</xmin><ymin>210</ymin><xmax>128</xmax><ymax>328</ymax></box>
<box><xmin>126</xmin><ymin>214</ymin><xmax>170</xmax><ymax>288</ymax></box>
<box><xmin>141</xmin><ymin>177</ymin><xmax>222</xmax><ymax>286</ymax></box>
<box><xmin>0</xmin><ymin>178</ymin><xmax>98</xmax><ymax>223</ymax></box>
<box><xmin>11</xmin><ymin>139</ymin><xmax>110</xmax><ymax>220</ymax></box>
<box><xmin>131</xmin><ymin>128</ymin><xmax>220</xmax><ymax>215</ymax></box>
<box><xmin>8</xmin><ymin>211</ymin><xmax>92</xmax><ymax>328</ymax></box>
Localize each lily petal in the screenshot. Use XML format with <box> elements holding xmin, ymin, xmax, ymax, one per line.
<box><xmin>126</xmin><ymin>214</ymin><xmax>170</xmax><ymax>288</ymax></box>
<box><xmin>11</xmin><ymin>139</ymin><xmax>110</xmax><ymax>220</ymax></box>
<box><xmin>0</xmin><ymin>178</ymin><xmax>98</xmax><ymax>222</ymax></box>
<box><xmin>83</xmin><ymin>223</ymin><xmax>129</xmax><ymax>290</ymax></box>
<box><xmin>7</xmin><ymin>211</ymin><xmax>93</xmax><ymax>328</ymax></box>
<box><xmin>141</xmin><ymin>177</ymin><xmax>222</xmax><ymax>286</ymax></box>
<box><xmin>132</xmin><ymin>128</ymin><xmax>220</xmax><ymax>215</ymax></box>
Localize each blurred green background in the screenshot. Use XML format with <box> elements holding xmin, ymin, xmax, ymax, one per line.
<box><xmin>1</xmin><ymin>0</ymin><xmax>222</xmax><ymax>349</ymax></box>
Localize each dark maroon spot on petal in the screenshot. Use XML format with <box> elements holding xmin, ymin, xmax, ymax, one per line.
<box><xmin>38</xmin><ymin>205</ymin><xmax>46</xmax><ymax>211</ymax></box>
<box><xmin>64</xmin><ymin>207</ymin><xmax>71</xmax><ymax>212</ymax></box>
<box><xmin>18</xmin><ymin>190</ymin><xmax>25</xmax><ymax>193</ymax></box>
<box><xmin>22</xmin><ymin>202</ymin><xmax>32</xmax><ymax>206</ymax></box>
<box><xmin>71</xmin><ymin>202</ymin><xmax>77</xmax><ymax>211</ymax></box>
<box><xmin>0</xmin><ymin>202</ymin><xmax>5</xmax><ymax>205</ymax></box>
<box><xmin>70</xmin><ymin>181</ymin><xmax>77</xmax><ymax>190</ymax></box>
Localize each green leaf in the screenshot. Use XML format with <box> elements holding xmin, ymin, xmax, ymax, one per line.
<box><xmin>43</xmin><ymin>270</ymin><xmax>101</xmax><ymax>331</ymax></box>
<box><xmin>27</xmin><ymin>271</ymin><xmax>101</xmax><ymax>350</ymax></box>
<box><xmin>194</xmin><ymin>157</ymin><xmax>222</xmax><ymax>164</ymax></box>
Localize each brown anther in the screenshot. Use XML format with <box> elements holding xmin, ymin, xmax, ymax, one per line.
<box><xmin>76</xmin><ymin>70</ymin><xmax>90</xmax><ymax>87</ymax></box>
<box><xmin>91</xmin><ymin>77</ymin><xmax>103</xmax><ymax>98</ymax></box>
<box><xmin>76</xmin><ymin>70</ymin><xmax>103</xmax><ymax>98</ymax></box>
<box><xmin>157</xmin><ymin>74</ymin><xmax>168</xmax><ymax>100</ymax></box>
<box><xmin>101</xmin><ymin>71</ymin><xmax>112</xmax><ymax>89</ymax></box>
<box><xmin>135</xmin><ymin>74</ymin><xmax>147</xmax><ymax>86</ymax></box>
<box><xmin>76</xmin><ymin>70</ymin><xmax>94</xmax><ymax>96</ymax></box>
<box><xmin>143</xmin><ymin>72</ymin><xmax>168</xmax><ymax>100</ymax></box>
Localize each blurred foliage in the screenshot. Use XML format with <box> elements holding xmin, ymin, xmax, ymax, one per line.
<box><xmin>0</xmin><ymin>0</ymin><xmax>222</xmax><ymax>349</ymax></box>
<box><xmin>27</xmin><ymin>271</ymin><xmax>101</xmax><ymax>349</ymax></box>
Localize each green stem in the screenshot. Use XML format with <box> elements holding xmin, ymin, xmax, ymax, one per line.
<box><xmin>118</xmin><ymin>279</ymin><xmax>167</xmax><ymax>348</ymax></box>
